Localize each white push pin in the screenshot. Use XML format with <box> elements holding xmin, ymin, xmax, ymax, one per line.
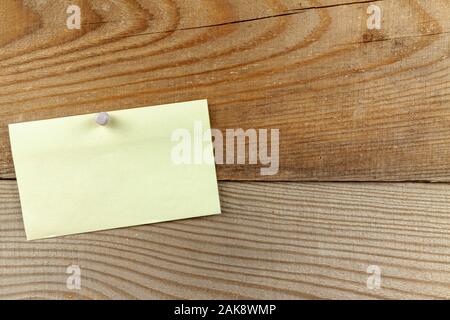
<box><xmin>95</xmin><ymin>112</ymin><xmax>110</xmax><ymax>126</ymax></box>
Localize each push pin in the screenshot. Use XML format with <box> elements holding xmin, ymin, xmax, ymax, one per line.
<box><xmin>95</xmin><ymin>112</ymin><xmax>110</xmax><ymax>126</ymax></box>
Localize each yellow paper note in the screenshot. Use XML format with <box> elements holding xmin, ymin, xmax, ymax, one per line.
<box><xmin>9</xmin><ymin>100</ymin><xmax>221</xmax><ymax>240</ymax></box>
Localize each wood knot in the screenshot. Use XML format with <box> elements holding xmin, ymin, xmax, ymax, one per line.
<box><xmin>362</xmin><ymin>30</ymin><xmax>385</xmax><ymax>43</ymax></box>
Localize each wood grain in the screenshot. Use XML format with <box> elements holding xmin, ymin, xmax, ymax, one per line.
<box><xmin>0</xmin><ymin>0</ymin><xmax>448</xmax><ymax>181</ymax></box>
<box><xmin>1</xmin><ymin>179</ymin><xmax>450</xmax><ymax>299</ymax></box>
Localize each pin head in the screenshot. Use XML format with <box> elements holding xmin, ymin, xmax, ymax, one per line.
<box><xmin>95</xmin><ymin>112</ymin><xmax>110</xmax><ymax>126</ymax></box>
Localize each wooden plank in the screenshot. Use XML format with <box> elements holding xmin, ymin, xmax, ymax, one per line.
<box><xmin>0</xmin><ymin>0</ymin><xmax>449</xmax><ymax>180</ymax></box>
<box><xmin>1</xmin><ymin>180</ymin><xmax>450</xmax><ymax>299</ymax></box>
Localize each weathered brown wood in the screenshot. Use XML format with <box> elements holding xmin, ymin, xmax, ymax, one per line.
<box><xmin>1</xmin><ymin>180</ymin><xmax>450</xmax><ymax>299</ymax></box>
<box><xmin>0</xmin><ymin>0</ymin><xmax>449</xmax><ymax>181</ymax></box>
